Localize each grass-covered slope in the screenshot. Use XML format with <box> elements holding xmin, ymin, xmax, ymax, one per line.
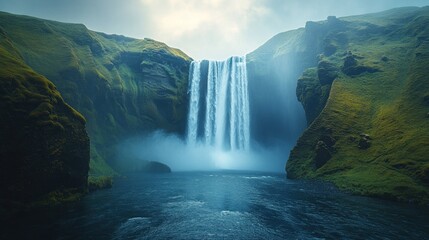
<box><xmin>286</xmin><ymin>7</ymin><xmax>429</xmax><ymax>203</ymax></box>
<box><xmin>0</xmin><ymin>12</ymin><xmax>192</xmax><ymax>176</ymax></box>
<box><xmin>0</xmin><ymin>30</ymin><xmax>89</xmax><ymax>202</ymax></box>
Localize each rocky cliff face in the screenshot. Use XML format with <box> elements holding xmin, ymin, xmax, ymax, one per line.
<box><xmin>0</xmin><ymin>12</ymin><xmax>192</xmax><ymax>176</ymax></box>
<box><xmin>245</xmin><ymin>13</ymin><xmax>350</xmax><ymax>149</ymax></box>
<box><xmin>0</xmin><ymin>31</ymin><xmax>89</xmax><ymax>202</ymax></box>
<box><xmin>285</xmin><ymin>7</ymin><xmax>429</xmax><ymax>203</ymax></box>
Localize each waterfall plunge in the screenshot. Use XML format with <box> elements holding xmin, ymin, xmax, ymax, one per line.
<box><xmin>187</xmin><ymin>56</ymin><xmax>250</xmax><ymax>151</ymax></box>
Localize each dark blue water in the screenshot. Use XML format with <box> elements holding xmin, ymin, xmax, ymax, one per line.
<box><xmin>2</xmin><ymin>171</ymin><xmax>429</xmax><ymax>239</ymax></box>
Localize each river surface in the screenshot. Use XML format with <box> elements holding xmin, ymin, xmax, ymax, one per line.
<box><xmin>2</xmin><ymin>171</ymin><xmax>429</xmax><ymax>239</ymax></box>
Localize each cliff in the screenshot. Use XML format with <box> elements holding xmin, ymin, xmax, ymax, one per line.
<box><xmin>284</xmin><ymin>7</ymin><xmax>429</xmax><ymax>203</ymax></box>
<box><xmin>0</xmin><ymin>12</ymin><xmax>192</xmax><ymax>176</ymax></box>
<box><xmin>0</xmin><ymin>28</ymin><xmax>89</xmax><ymax>202</ymax></box>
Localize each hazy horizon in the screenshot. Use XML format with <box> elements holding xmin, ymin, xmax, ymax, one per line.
<box><xmin>1</xmin><ymin>0</ymin><xmax>429</xmax><ymax>60</ymax></box>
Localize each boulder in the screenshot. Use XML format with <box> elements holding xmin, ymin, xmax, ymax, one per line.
<box><xmin>141</xmin><ymin>161</ymin><xmax>171</xmax><ymax>173</ymax></box>
<box><xmin>359</xmin><ymin>133</ymin><xmax>372</xmax><ymax>140</ymax></box>
<box><xmin>358</xmin><ymin>133</ymin><xmax>372</xmax><ymax>149</ymax></box>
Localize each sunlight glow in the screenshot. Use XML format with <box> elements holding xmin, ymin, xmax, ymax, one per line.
<box><xmin>139</xmin><ymin>0</ymin><xmax>269</xmax><ymax>59</ymax></box>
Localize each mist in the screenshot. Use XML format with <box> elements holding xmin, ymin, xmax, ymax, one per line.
<box><xmin>116</xmin><ymin>131</ymin><xmax>290</xmax><ymax>173</ymax></box>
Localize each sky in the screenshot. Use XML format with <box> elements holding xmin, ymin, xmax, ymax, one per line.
<box><xmin>1</xmin><ymin>0</ymin><xmax>429</xmax><ymax>60</ymax></box>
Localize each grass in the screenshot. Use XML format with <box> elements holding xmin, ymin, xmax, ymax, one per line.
<box><xmin>32</xmin><ymin>188</ymin><xmax>86</xmax><ymax>206</ymax></box>
<box><xmin>0</xmin><ymin>33</ymin><xmax>90</xmax><ymax>203</ymax></box>
<box><xmin>286</xmin><ymin>6</ymin><xmax>429</xmax><ymax>204</ymax></box>
<box><xmin>0</xmin><ymin>11</ymin><xmax>192</xmax><ymax>176</ymax></box>
<box><xmin>88</xmin><ymin>176</ymin><xmax>113</xmax><ymax>192</ymax></box>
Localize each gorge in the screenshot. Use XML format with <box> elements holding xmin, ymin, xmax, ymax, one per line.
<box><xmin>0</xmin><ymin>3</ymin><xmax>429</xmax><ymax>239</ymax></box>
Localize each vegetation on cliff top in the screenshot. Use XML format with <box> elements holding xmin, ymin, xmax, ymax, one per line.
<box><xmin>0</xmin><ymin>11</ymin><xmax>192</xmax><ymax>176</ymax></box>
<box><xmin>286</xmin><ymin>7</ymin><xmax>429</xmax><ymax>203</ymax></box>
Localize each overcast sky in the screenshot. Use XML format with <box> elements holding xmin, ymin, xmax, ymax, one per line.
<box><xmin>1</xmin><ymin>0</ymin><xmax>429</xmax><ymax>60</ymax></box>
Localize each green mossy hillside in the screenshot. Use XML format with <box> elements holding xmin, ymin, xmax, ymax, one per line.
<box><xmin>0</xmin><ymin>34</ymin><xmax>89</xmax><ymax>203</ymax></box>
<box><xmin>0</xmin><ymin>12</ymin><xmax>192</xmax><ymax>176</ymax></box>
<box><xmin>286</xmin><ymin>7</ymin><xmax>429</xmax><ymax>203</ymax></box>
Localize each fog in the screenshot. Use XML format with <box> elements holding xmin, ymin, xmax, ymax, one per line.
<box><xmin>116</xmin><ymin>131</ymin><xmax>291</xmax><ymax>173</ymax></box>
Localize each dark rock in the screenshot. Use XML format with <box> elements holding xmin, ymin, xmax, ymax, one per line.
<box><xmin>320</xmin><ymin>134</ymin><xmax>336</xmax><ymax>148</ymax></box>
<box><xmin>343</xmin><ymin>54</ymin><xmax>357</xmax><ymax>69</ymax></box>
<box><xmin>318</xmin><ymin>60</ymin><xmax>338</xmax><ymax>85</ymax></box>
<box><xmin>326</xmin><ymin>16</ymin><xmax>346</xmax><ymax>29</ymax></box>
<box><xmin>296</xmin><ymin>68</ymin><xmax>333</xmax><ymax>125</ymax></box>
<box><xmin>359</xmin><ymin>133</ymin><xmax>372</xmax><ymax>140</ymax></box>
<box><xmin>381</xmin><ymin>56</ymin><xmax>389</xmax><ymax>62</ymax></box>
<box><xmin>141</xmin><ymin>161</ymin><xmax>171</xmax><ymax>173</ymax></box>
<box><xmin>342</xmin><ymin>54</ymin><xmax>380</xmax><ymax>76</ymax></box>
<box><xmin>314</xmin><ymin>141</ymin><xmax>332</xmax><ymax>168</ymax></box>
<box><xmin>358</xmin><ymin>138</ymin><xmax>371</xmax><ymax>149</ymax></box>
<box><xmin>358</xmin><ymin>133</ymin><xmax>372</xmax><ymax>149</ymax></box>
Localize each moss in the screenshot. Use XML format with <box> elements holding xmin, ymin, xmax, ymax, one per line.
<box><xmin>88</xmin><ymin>176</ymin><xmax>113</xmax><ymax>192</ymax></box>
<box><xmin>31</xmin><ymin>188</ymin><xmax>86</xmax><ymax>206</ymax></box>
<box><xmin>287</xmin><ymin>6</ymin><xmax>429</xmax><ymax>204</ymax></box>
<box><xmin>296</xmin><ymin>66</ymin><xmax>333</xmax><ymax>125</ymax></box>
<box><xmin>0</xmin><ymin>11</ymin><xmax>192</xmax><ymax>176</ymax></box>
<box><xmin>0</xmin><ymin>38</ymin><xmax>90</xmax><ymax>203</ymax></box>
<box><xmin>317</xmin><ymin>60</ymin><xmax>338</xmax><ymax>85</ymax></box>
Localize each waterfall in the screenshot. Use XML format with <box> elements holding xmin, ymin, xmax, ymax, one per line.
<box><xmin>186</xmin><ymin>61</ymin><xmax>201</xmax><ymax>146</ymax></box>
<box><xmin>186</xmin><ymin>56</ymin><xmax>250</xmax><ymax>150</ymax></box>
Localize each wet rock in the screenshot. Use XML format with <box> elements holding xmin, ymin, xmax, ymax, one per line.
<box><xmin>141</xmin><ymin>161</ymin><xmax>171</xmax><ymax>173</ymax></box>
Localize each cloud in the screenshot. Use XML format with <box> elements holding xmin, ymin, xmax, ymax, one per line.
<box><xmin>1</xmin><ymin>0</ymin><xmax>429</xmax><ymax>60</ymax></box>
<box><xmin>137</xmin><ymin>0</ymin><xmax>429</xmax><ymax>60</ymax></box>
<box><xmin>139</xmin><ymin>0</ymin><xmax>270</xmax><ymax>60</ymax></box>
